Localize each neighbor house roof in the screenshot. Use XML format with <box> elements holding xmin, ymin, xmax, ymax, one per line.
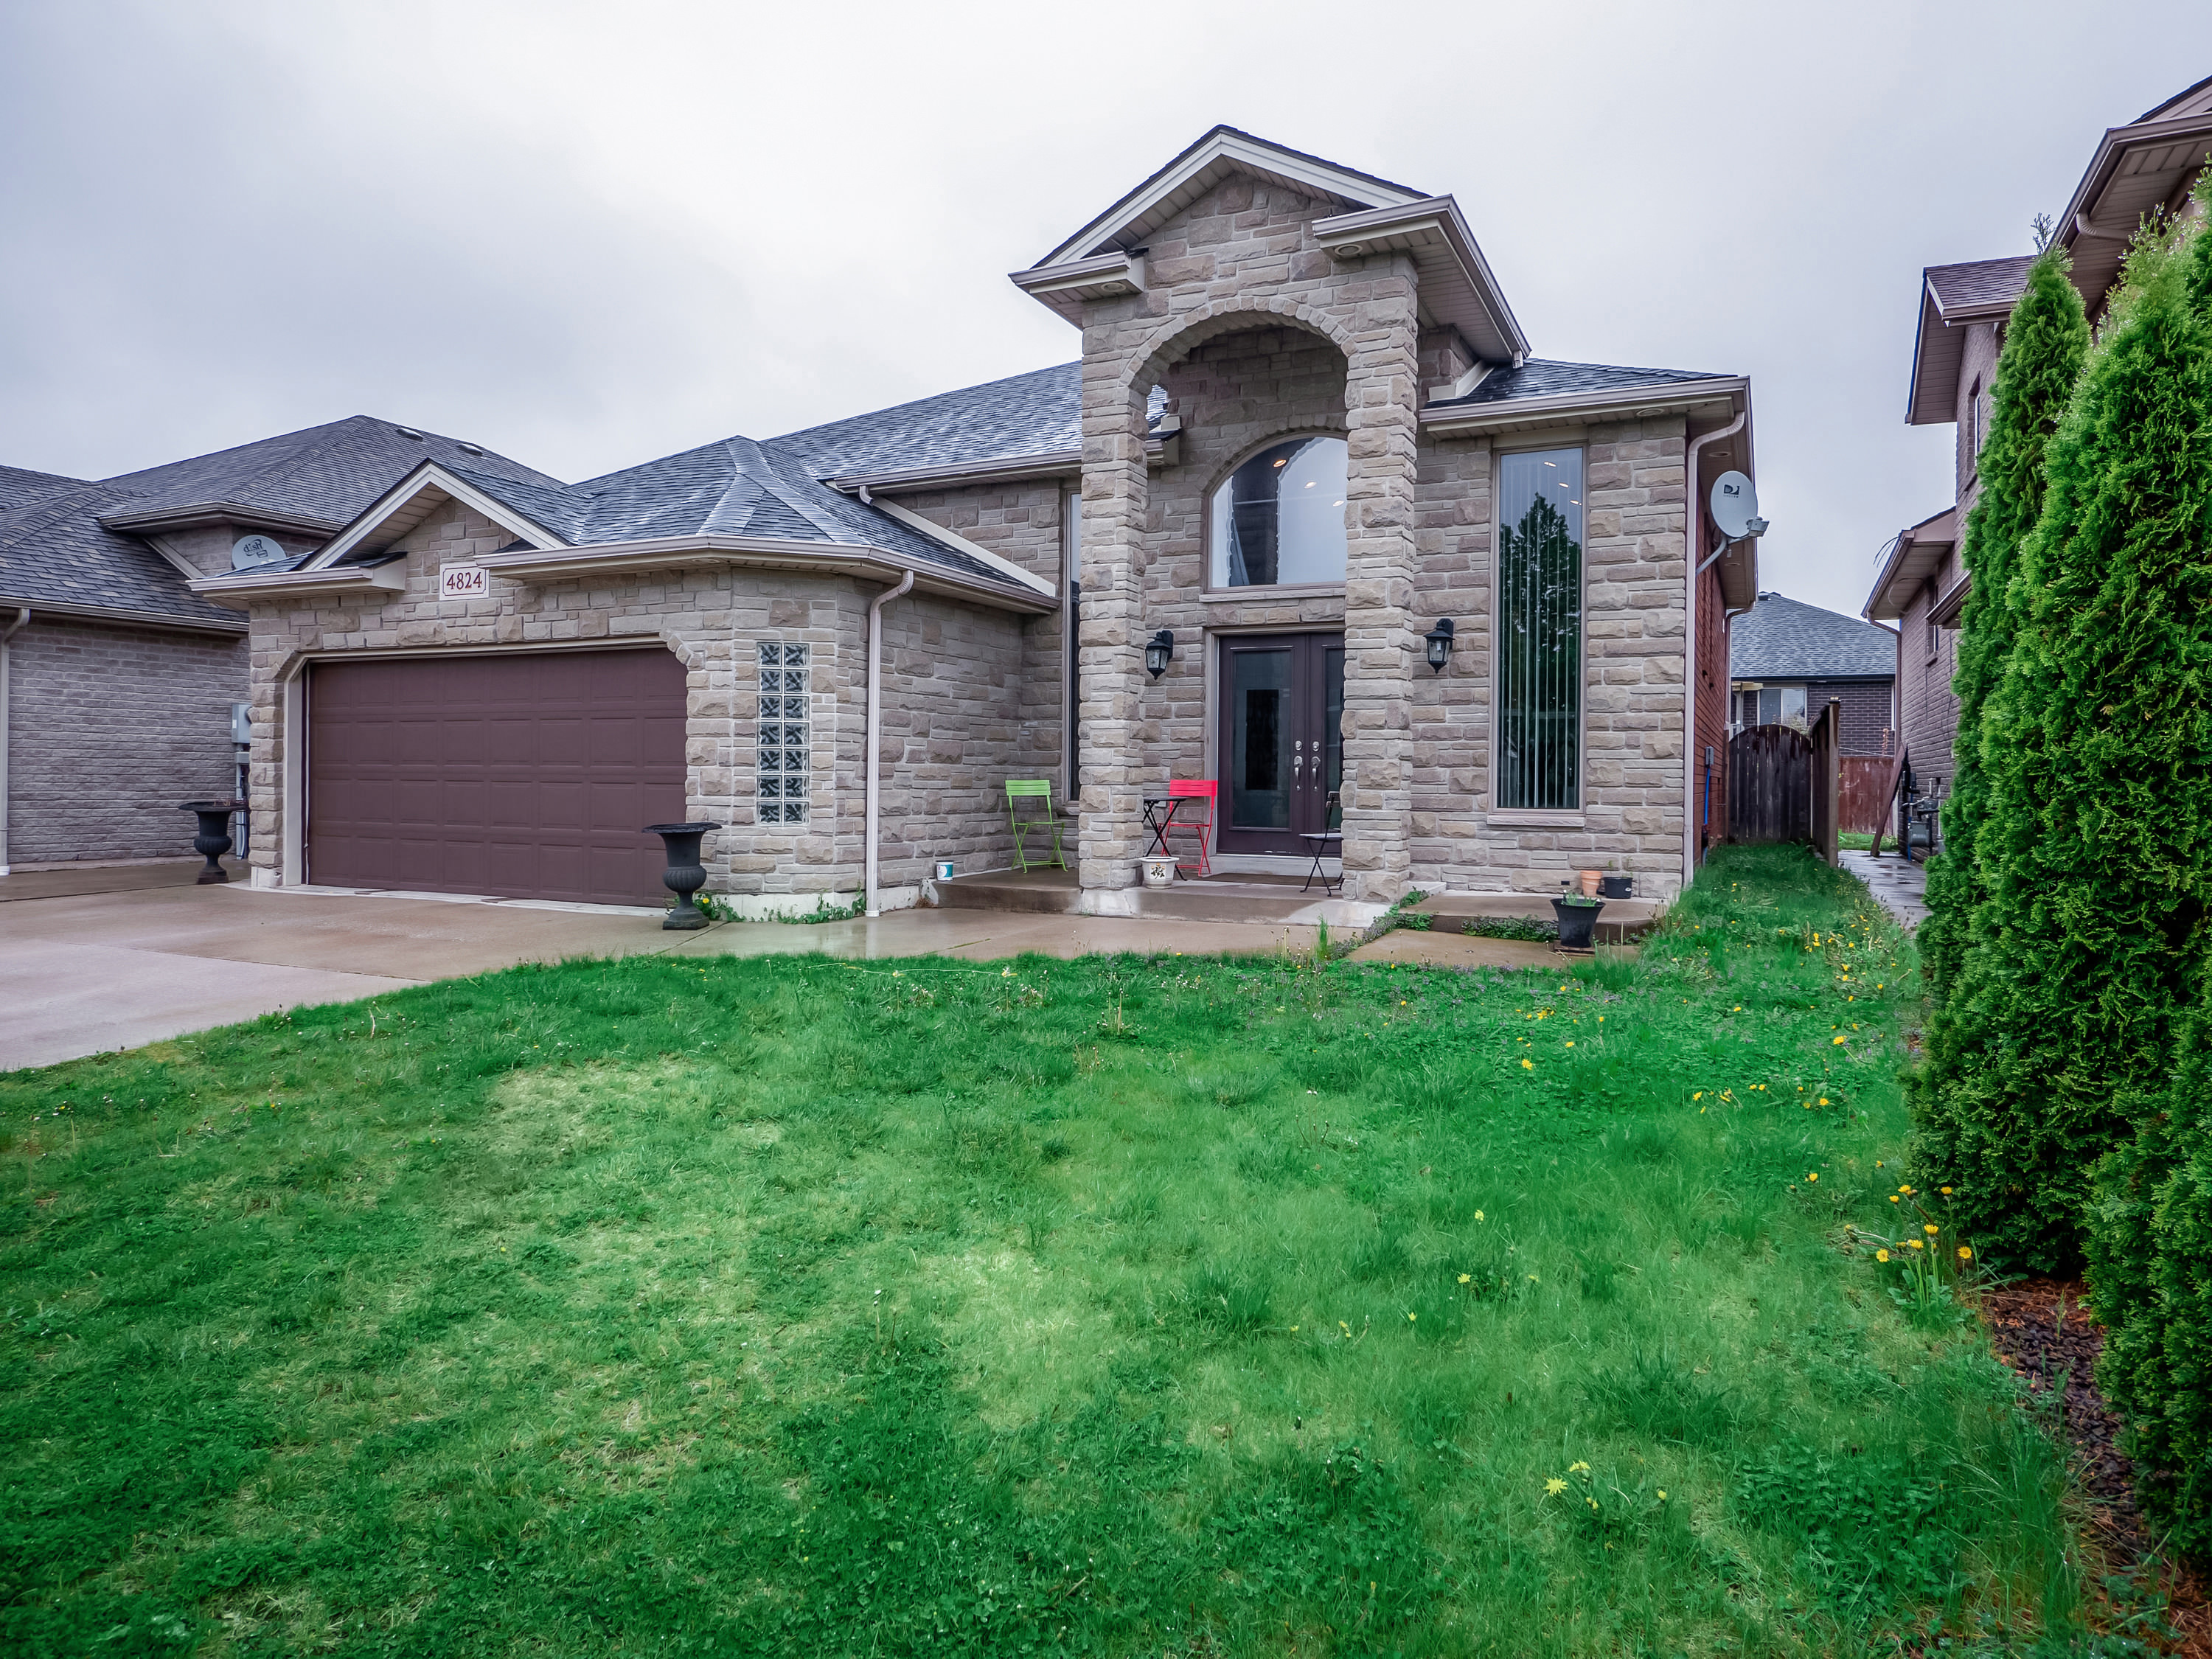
<box><xmin>1</xmin><ymin>417</ymin><xmax>558</xmax><ymax>631</ymax></box>
<box><xmin>2057</xmin><ymin>73</ymin><xmax>2212</xmax><ymax>318</ymax></box>
<box><xmin>1863</xmin><ymin>506</ymin><xmax>1959</xmax><ymax>622</ymax></box>
<box><xmin>1906</xmin><ymin>255</ymin><xmax>2035</xmax><ymax>425</ymax></box>
<box><xmin>1731</xmin><ymin>591</ymin><xmax>1899</xmax><ymax>681</ymax></box>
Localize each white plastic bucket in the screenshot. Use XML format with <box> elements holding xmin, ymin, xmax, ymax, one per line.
<box><xmin>934</xmin><ymin>860</ymin><xmax>956</xmax><ymax>881</ymax></box>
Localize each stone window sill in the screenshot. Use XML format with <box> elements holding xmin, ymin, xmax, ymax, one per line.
<box><xmin>1199</xmin><ymin>585</ymin><xmax>1346</xmax><ymax>603</ymax></box>
<box><xmin>1489</xmin><ymin>809</ymin><xmax>1585</xmax><ymax>829</ymax></box>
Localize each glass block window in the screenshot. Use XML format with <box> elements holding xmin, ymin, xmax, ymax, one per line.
<box><xmin>756</xmin><ymin>642</ymin><xmax>810</xmax><ymax>824</ymax></box>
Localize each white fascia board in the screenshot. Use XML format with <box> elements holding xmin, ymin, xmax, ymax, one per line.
<box><xmin>1427</xmin><ymin>362</ymin><xmax>1494</xmax><ymax>405</ymax></box>
<box><xmin>0</xmin><ymin>592</ymin><xmax>248</xmax><ymax>635</ymax></box>
<box><xmin>305</xmin><ymin>462</ymin><xmax>566</xmax><ymax>569</ymax></box>
<box><xmin>97</xmin><ymin>501</ymin><xmax>341</xmax><ymax>538</ymax></box>
<box><xmin>857</xmin><ymin>498</ymin><xmax>1057</xmax><ymax>598</ymax></box>
<box><xmin>475</xmin><ymin>537</ymin><xmax>1058</xmax><ymax>616</ymax></box>
<box><xmin>1010</xmin><ymin>251</ymin><xmax>1146</xmax><ymax>299</ymax></box>
<box><xmin>1421</xmin><ymin>376</ymin><xmax>1746</xmax><ymax>437</ymax></box>
<box><xmin>1040</xmin><ymin>131</ymin><xmax>1423</xmax><ymax>267</ymax></box>
<box><xmin>188</xmin><ymin>563</ymin><xmax>409</xmax><ymax>609</ymax></box>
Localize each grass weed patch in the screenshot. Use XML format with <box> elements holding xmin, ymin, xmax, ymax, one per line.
<box><xmin>0</xmin><ymin>847</ymin><xmax>2117</xmax><ymax>1654</ymax></box>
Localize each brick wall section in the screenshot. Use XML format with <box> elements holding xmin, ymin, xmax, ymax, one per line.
<box><xmin>1806</xmin><ymin>678</ymin><xmax>1896</xmax><ymax>757</ymax></box>
<box><xmin>240</xmin><ymin>504</ymin><xmax>1032</xmax><ymax>898</ymax></box>
<box><xmin>1896</xmin><ymin>545</ymin><xmax>1964</xmax><ymax>787</ymax></box>
<box><xmin>5</xmin><ymin>616</ymin><xmax>246</xmax><ymax>864</ymax></box>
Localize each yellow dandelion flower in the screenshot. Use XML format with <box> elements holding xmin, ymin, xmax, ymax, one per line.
<box><xmin>1908</xmin><ymin>1239</ymin><xmax>1924</xmax><ymax>1251</ymax></box>
<box><xmin>1900</xmin><ymin>1185</ymin><xmax>1913</xmax><ymax>1195</ymax></box>
<box><xmin>1408</xmin><ymin>1312</ymin><xmax>1417</xmax><ymax>1322</ymax></box>
<box><xmin>1806</xmin><ymin>1172</ymin><xmax>1818</xmax><ymax>1183</ymax></box>
<box><xmin>1818</xmin><ymin>1097</ymin><xmax>1829</xmax><ymax>1106</ymax></box>
<box><xmin>1458</xmin><ymin>1273</ymin><xmax>1472</xmax><ymax>1284</ymax></box>
<box><xmin>1890</xmin><ymin>1195</ymin><xmax>1901</xmax><ymax>1204</ymax></box>
<box><xmin>1521</xmin><ymin>1059</ymin><xmax>1534</xmax><ymax>1070</ymax></box>
<box><xmin>1657</xmin><ymin>1489</ymin><xmax>1667</xmax><ymax>1500</ymax></box>
<box><xmin>1569</xmin><ymin>1461</ymin><xmax>1590</xmax><ymax>1473</ymax></box>
<box><xmin>1545</xmin><ymin>1478</ymin><xmax>1568</xmax><ymax>1495</ymax></box>
<box><xmin>1957</xmin><ymin>1246</ymin><xmax>1972</xmax><ymax>1261</ymax></box>
<box><xmin>1565</xmin><ymin>1040</ymin><xmax>1575</xmax><ymax>1047</ymax></box>
<box><xmin>1876</xmin><ymin>1249</ymin><xmax>1890</xmax><ymax>1263</ymax></box>
<box><xmin>1832</xmin><ymin>1035</ymin><xmax>1847</xmax><ymax>1045</ymax></box>
<box><xmin>1940</xmin><ymin>1186</ymin><xmax>1952</xmax><ymax>1195</ymax></box>
<box><xmin>1475</xmin><ymin>1210</ymin><xmax>1485</xmax><ymax>1221</ymax></box>
<box><xmin>1693</xmin><ymin>1091</ymin><xmax>1704</xmax><ymax>1101</ymax></box>
<box><xmin>1924</xmin><ymin>1223</ymin><xmax>1939</xmax><ymax>1237</ymax></box>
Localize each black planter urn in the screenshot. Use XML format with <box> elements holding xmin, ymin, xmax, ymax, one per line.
<box><xmin>1551</xmin><ymin>896</ymin><xmax>1605</xmax><ymax>951</ymax></box>
<box><xmin>644</xmin><ymin>821</ymin><xmax>722</xmax><ymax>930</ymax></box>
<box><xmin>179</xmin><ymin>799</ymin><xmax>245</xmax><ymax>884</ymax></box>
<box><xmin>1598</xmin><ymin>874</ymin><xmax>1634</xmax><ymax>900</ymax></box>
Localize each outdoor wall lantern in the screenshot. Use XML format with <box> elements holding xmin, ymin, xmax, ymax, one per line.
<box><xmin>1423</xmin><ymin>618</ymin><xmax>1455</xmax><ymax>672</ymax></box>
<box><xmin>1144</xmin><ymin>629</ymin><xmax>1175</xmax><ymax>678</ymax></box>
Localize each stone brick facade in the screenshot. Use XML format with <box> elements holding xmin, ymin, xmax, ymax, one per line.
<box><xmin>240</xmin><ymin>504</ymin><xmax>1040</xmax><ymax>905</ymax></box>
<box><xmin>4</xmin><ymin>616</ymin><xmax>246</xmax><ymax>866</ymax></box>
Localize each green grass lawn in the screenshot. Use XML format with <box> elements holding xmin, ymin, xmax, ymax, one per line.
<box><xmin>1</xmin><ymin>848</ymin><xmax>2111</xmax><ymax>1655</ymax></box>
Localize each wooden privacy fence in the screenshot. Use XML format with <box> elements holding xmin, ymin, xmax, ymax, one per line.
<box><xmin>1730</xmin><ymin>724</ymin><xmax>1812</xmax><ymax>844</ymax></box>
<box><xmin>1840</xmin><ymin>757</ymin><xmax>1899</xmax><ymax>835</ymax></box>
<box><xmin>1808</xmin><ymin>700</ymin><xmax>1840</xmax><ymax>866</ymax></box>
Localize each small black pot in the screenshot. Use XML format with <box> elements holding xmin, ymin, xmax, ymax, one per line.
<box><xmin>1551</xmin><ymin>896</ymin><xmax>1605</xmax><ymax>950</ymax></box>
<box><xmin>1598</xmin><ymin>874</ymin><xmax>1633</xmax><ymax>900</ymax></box>
<box><xmin>644</xmin><ymin>821</ymin><xmax>722</xmax><ymax>930</ymax></box>
<box><xmin>178</xmin><ymin>799</ymin><xmax>245</xmax><ymax>884</ymax></box>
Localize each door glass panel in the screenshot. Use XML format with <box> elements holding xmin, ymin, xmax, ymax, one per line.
<box><xmin>1322</xmin><ymin>644</ymin><xmax>1345</xmax><ymax>804</ymax></box>
<box><xmin>1230</xmin><ymin>648</ymin><xmax>1293</xmax><ymax>829</ymax></box>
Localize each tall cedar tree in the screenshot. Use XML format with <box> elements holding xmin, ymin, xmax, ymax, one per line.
<box><xmin>1912</xmin><ymin>222</ymin><xmax>2212</xmax><ymax>1272</ymax></box>
<box><xmin>1916</xmin><ymin>256</ymin><xmax>2090</xmax><ymax>1004</ymax></box>
<box><xmin>2087</xmin><ymin>193</ymin><xmax>2212</xmax><ymax>1555</ymax></box>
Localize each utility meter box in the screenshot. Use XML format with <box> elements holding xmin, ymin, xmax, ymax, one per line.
<box><xmin>231</xmin><ymin>702</ymin><xmax>253</xmax><ymax>745</ymax></box>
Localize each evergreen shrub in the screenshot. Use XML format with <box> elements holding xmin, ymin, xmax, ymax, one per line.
<box><xmin>1912</xmin><ymin>217</ymin><xmax>2212</xmax><ymax>1272</ymax></box>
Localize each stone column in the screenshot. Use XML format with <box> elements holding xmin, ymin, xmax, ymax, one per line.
<box><xmin>1336</xmin><ymin>254</ymin><xmax>1423</xmax><ymax>903</ymax></box>
<box><xmin>1074</xmin><ymin>349</ymin><xmax>1151</xmax><ymax>901</ymax></box>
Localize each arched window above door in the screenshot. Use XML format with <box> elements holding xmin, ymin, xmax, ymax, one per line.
<box><xmin>1207</xmin><ymin>436</ymin><xmax>1348</xmax><ymax>589</ymax></box>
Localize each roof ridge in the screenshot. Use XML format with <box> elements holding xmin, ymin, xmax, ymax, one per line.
<box><xmin>722</xmin><ymin>439</ymin><xmax>858</xmax><ymax>543</ymax></box>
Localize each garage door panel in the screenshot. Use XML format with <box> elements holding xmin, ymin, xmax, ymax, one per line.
<box><xmin>309</xmin><ymin>650</ymin><xmax>687</xmax><ymax>905</ymax></box>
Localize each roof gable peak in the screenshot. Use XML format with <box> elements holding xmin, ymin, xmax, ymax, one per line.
<box><xmin>1037</xmin><ymin>125</ymin><xmax>1427</xmax><ymax>268</ymax></box>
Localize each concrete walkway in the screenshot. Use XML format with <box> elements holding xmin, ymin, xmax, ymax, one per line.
<box><xmin>1839</xmin><ymin>849</ymin><xmax>1930</xmax><ymax>929</ymax></box>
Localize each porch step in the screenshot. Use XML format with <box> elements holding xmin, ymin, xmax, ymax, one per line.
<box><xmin>1408</xmin><ymin>890</ymin><xmax>1663</xmax><ymax>945</ymax></box>
<box><xmin>932</xmin><ymin>867</ymin><xmax>1351</xmax><ymax>925</ymax></box>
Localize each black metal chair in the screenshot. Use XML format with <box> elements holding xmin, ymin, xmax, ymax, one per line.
<box><xmin>1300</xmin><ymin>790</ymin><xmax>1343</xmax><ymax>894</ymax></box>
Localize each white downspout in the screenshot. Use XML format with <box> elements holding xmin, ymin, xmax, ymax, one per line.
<box><xmin>863</xmin><ymin>568</ymin><xmax>914</xmax><ymax>918</ymax></box>
<box><xmin>0</xmin><ymin>607</ymin><xmax>27</xmax><ymax>877</ymax></box>
<box><xmin>1683</xmin><ymin>409</ymin><xmax>1747</xmax><ymax>890</ymax></box>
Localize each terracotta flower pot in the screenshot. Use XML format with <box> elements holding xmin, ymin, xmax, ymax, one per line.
<box><xmin>1578</xmin><ymin>869</ymin><xmax>1601</xmax><ymax>897</ymax></box>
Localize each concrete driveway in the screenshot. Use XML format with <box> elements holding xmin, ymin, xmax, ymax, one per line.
<box><xmin>0</xmin><ymin>876</ymin><xmax>1341</xmax><ymax>1072</ymax></box>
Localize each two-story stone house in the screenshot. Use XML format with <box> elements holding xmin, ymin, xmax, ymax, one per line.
<box><xmin>194</xmin><ymin>128</ymin><xmax>1761</xmax><ymax>913</ymax></box>
<box><xmin>1868</xmin><ymin>74</ymin><xmax>2212</xmax><ymax>801</ymax></box>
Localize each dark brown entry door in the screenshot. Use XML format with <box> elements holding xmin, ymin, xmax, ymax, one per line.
<box><xmin>1216</xmin><ymin>633</ymin><xmax>1343</xmax><ymax>855</ymax></box>
<box><xmin>308</xmin><ymin>648</ymin><xmax>687</xmax><ymax>905</ymax></box>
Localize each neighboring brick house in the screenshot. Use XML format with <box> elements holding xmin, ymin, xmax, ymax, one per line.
<box><xmin>1727</xmin><ymin>591</ymin><xmax>1896</xmax><ymax>754</ymax></box>
<box><xmin>1867</xmin><ymin>74</ymin><xmax>2212</xmax><ymax>793</ymax></box>
<box><xmin>195</xmin><ymin>127</ymin><xmax>1761</xmax><ymax>911</ymax></box>
<box><xmin>0</xmin><ymin>420</ymin><xmax>558</xmax><ymax>870</ymax></box>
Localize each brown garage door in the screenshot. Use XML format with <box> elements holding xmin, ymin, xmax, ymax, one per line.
<box><xmin>308</xmin><ymin>649</ymin><xmax>688</xmax><ymax>905</ymax></box>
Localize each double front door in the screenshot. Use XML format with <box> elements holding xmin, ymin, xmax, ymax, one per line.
<box><xmin>1216</xmin><ymin>633</ymin><xmax>1343</xmax><ymax>855</ymax></box>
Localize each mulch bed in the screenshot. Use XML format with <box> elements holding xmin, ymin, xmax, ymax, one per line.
<box><xmin>1978</xmin><ymin>1279</ymin><xmax>2208</xmax><ymax>1654</ymax></box>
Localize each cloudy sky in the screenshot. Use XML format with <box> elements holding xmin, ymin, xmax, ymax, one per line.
<box><xmin>4</xmin><ymin>1</ymin><xmax>2208</xmax><ymax>617</ymax></box>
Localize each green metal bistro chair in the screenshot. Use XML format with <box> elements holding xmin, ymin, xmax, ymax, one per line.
<box><xmin>1005</xmin><ymin>779</ymin><xmax>1065</xmax><ymax>872</ymax></box>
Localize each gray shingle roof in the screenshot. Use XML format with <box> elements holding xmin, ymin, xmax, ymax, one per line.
<box><xmin>442</xmin><ymin>428</ymin><xmax>1030</xmax><ymax>591</ymax></box>
<box><xmin>0</xmin><ymin>481</ymin><xmax>240</xmax><ymax>624</ymax></box>
<box><xmin>101</xmin><ymin>414</ymin><xmax>560</xmax><ymax>526</ymax></box>
<box><xmin>1925</xmin><ymin>256</ymin><xmax>2034</xmax><ymax>316</ymax></box>
<box><xmin>1429</xmin><ymin>358</ymin><xmax>1731</xmax><ymax>408</ymax></box>
<box><xmin>0</xmin><ymin>465</ymin><xmax>88</xmax><ymax>513</ymax></box>
<box><xmin>769</xmin><ymin>364</ymin><xmax>1082</xmax><ymax>476</ymax></box>
<box><xmin>4</xmin><ymin>417</ymin><xmax>560</xmax><ymax>625</ymax></box>
<box><xmin>1730</xmin><ymin>592</ymin><xmax>1898</xmax><ymax>681</ymax></box>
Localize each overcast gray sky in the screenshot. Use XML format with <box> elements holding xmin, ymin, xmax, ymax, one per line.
<box><xmin>4</xmin><ymin>1</ymin><xmax>2208</xmax><ymax>618</ymax></box>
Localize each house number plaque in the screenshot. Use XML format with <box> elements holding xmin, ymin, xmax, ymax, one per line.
<box><xmin>439</xmin><ymin>566</ymin><xmax>489</xmax><ymax>599</ymax></box>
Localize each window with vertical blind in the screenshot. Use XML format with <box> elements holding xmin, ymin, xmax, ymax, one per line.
<box><xmin>1495</xmin><ymin>447</ymin><xmax>1585</xmax><ymax>810</ymax></box>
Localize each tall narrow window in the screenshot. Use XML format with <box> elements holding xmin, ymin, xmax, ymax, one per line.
<box><xmin>1495</xmin><ymin>447</ymin><xmax>1584</xmax><ymax>810</ymax></box>
<box><xmin>757</xmin><ymin>641</ymin><xmax>810</xmax><ymax>824</ymax></box>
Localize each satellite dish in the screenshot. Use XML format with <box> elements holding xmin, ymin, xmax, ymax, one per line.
<box><xmin>231</xmin><ymin>533</ymin><xmax>287</xmax><ymax>570</ymax></box>
<box><xmin>1709</xmin><ymin>471</ymin><xmax>1761</xmax><ymax>541</ymax></box>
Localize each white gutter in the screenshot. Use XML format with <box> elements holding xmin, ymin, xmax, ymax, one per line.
<box><xmin>863</xmin><ymin>568</ymin><xmax>914</xmax><ymax>917</ymax></box>
<box><xmin>1684</xmin><ymin>408</ymin><xmax>1748</xmax><ymax>886</ymax></box>
<box><xmin>0</xmin><ymin>607</ymin><xmax>28</xmax><ymax>875</ymax></box>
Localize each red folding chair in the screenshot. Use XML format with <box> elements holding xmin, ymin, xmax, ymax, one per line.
<box><xmin>1164</xmin><ymin>779</ymin><xmax>1217</xmax><ymax>878</ymax></box>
